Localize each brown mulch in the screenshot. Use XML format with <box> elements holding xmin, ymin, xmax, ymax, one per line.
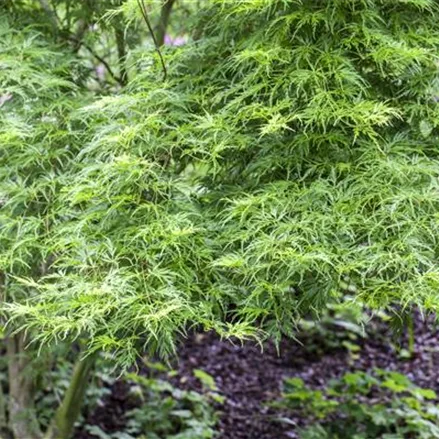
<box><xmin>76</xmin><ymin>314</ymin><xmax>439</xmax><ymax>439</ymax></box>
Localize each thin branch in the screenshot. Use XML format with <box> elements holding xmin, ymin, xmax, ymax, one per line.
<box><xmin>136</xmin><ymin>0</ymin><xmax>168</xmax><ymax>81</ymax></box>
<box><xmin>67</xmin><ymin>35</ymin><xmax>124</xmax><ymax>86</ymax></box>
<box><xmin>38</xmin><ymin>0</ymin><xmax>122</xmax><ymax>86</ymax></box>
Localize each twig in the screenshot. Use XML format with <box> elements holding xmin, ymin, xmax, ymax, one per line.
<box><xmin>38</xmin><ymin>0</ymin><xmax>122</xmax><ymax>85</ymax></box>
<box><xmin>136</xmin><ymin>0</ymin><xmax>168</xmax><ymax>81</ymax></box>
<box><xmin>67</xmin><ymin>35</ymin><xmax>124</xmax><ymax>85</ymax></box>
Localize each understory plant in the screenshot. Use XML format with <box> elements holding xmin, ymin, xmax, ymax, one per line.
<box><xmin>121</xmin><ymin>371</ymin><xmax>219</xmax><ymax>439</ymax></box>
<box><xmin>278</xmin><ymin>370</ymin><xmax>439</xmax><ymax>438</ymax></box>
<box><xmin>297</xmin><ymin>300</ymin><xmax>368</xmax><ymax>359</ymax></box>
<box><xmin>54</xmin><ymin>360</ymin><xmax>219</xmax><ymax>439</ymax></box>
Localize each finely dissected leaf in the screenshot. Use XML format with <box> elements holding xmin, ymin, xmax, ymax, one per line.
<box><xmin>3</xmin><ymin>0</ymin><xmax>439</xmax><ymax>364</ymax></box>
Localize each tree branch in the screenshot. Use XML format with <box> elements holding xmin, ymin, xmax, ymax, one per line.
<box><xmin>136</xmin><ymin>0</ymin><xmax>168</xmax><ymax>81</ymax></box>
<box><xmin>67</xmin><ymin>35</ymin><xmax>124</xmax><ymax>86</ymax></box>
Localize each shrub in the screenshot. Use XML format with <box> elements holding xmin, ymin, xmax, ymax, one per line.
<box><xmin>2</xmin><ymin>1</ymin><xmax>439</xmax><ymax>436</ymax></box>
<box><xmin>8</xmin><ymin>0</ymin><xmax>439</xmax><ymax>355</ymax></box>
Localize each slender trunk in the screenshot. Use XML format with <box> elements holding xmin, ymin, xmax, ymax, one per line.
<box><xmin>45</xmin><ymin>354</ymin><xmax>95</xmax><ymax>439</ymax></box>
<box><xmin>156</xmin><ymin>0</ymin><xmax>177</xmax><ymax>47</ymax></box>
<box><xmin>407</xmin><ymin>314</ymin><xmax>415</xmax><ymax>355</ymax></box>
<box><xmin>7</xmin><ymin>333</ymin><xmax>42</xmax><ymax>439</ymax></box>
<box><xmin>115</xmin><ymin>27</ymin><xmax>128</xmax><ymax>85</ymax></box>
<box><xmin>0</xmin><ymin>275</ymin><xmax>9</xmax><ymax>439</ymax></box>
<box><xmin>0</xmin><ymin>276</ymin><xmax>4</xmax><ymax>429</ymax></box>
<box><xmin>0</xmin><ymin>378</ymin><xmax>9</xmax><ymax>439</ymax></box>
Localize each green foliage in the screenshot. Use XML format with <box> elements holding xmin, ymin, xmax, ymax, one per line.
<box><xmin>30</xmin><ymin>352</ymin><xmax>218</xmax><ymax>439</ymax></box>
<box><xmin>297</xmin><ymin>300</ymin><xmax>367</xmax><ymax>359</ymax></box>
<box><xmin>88</xmin><ymin>370</ymin><xmax>219</xmax><ymax>439</ymax></box>
<box><xmin>0</xmin><ymin>19</ymin><xmax>86</xmax><ymax>299</ymax></box>
<box><xmin>2</xmin><ymin>5</ymin><xmax>439</xmax><ymax>437</ymax></box>
<box><xmin>278</xmin><ymin>370</ymin><xmax>439</xmax><ymax>439</ymax></box>
<box><xmin>191</xmin><ymin>0</ymin><xmax>439</xmax><ymax>340</ymax></box>
<box><xmin>193</xmin><ymin>369</ymin><xmax>218</xmax><ymax>392</ymax></box>
<box><xmin>3</xmin><ymin>0</ymin><xmax>439</xmax><ymax>365</ymax></box>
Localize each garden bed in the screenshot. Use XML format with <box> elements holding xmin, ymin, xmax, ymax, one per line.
<box><xmin>77</xmin><ymin>313</ymin><xmax>439</xmax><ymax>439</ymax></box>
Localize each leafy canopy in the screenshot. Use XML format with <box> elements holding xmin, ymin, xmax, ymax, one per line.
<box><xmin>2</xmin><ymin>0</ymin><xmax>439</xmax><ymax>364</ymax></box>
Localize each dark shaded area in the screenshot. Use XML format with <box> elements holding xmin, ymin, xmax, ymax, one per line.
<box><xmin>76</xmin><ymin>314</ymin><xmax>439</xmax><ymax>439</ymax></box>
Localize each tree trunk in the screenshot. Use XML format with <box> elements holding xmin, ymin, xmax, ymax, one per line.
<box><xmin>156</xmin><ymin>0</ymin><xmax>177</xmax><ymax>47</ymax></box>
<box><xmin>0</xmin><ymin>275</ymin><xmax>7</xmax><ymax>437</ymax></box>
<box><xmin>45</xmin><ymin>354</ymin><xmax>95</xmax><ymax>439</ymax></box>
<box><xmin>115</xmin><ymin>26</ymin><xmax>128</xmax><ymax>85</ymax></box>
<box><xmin>0</xmin><ymin>377</ymin><xmax>10</xmax><ymax>439</ymax></box>
<box><xmin>7</xmin><ymin>333</ymin><xmax>42</xmax><ymax>439</ymax></box>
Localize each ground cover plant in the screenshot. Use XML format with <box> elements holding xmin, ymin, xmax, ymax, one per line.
<box><xmin>277</xmin><ymin>370</ymin><xmax>439</xmax><ymax>438</ymax></box>
<box><xmin>1</xmin><ymin>0</ymin><xmax>439</xmax><ymax>438</ymax></box>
